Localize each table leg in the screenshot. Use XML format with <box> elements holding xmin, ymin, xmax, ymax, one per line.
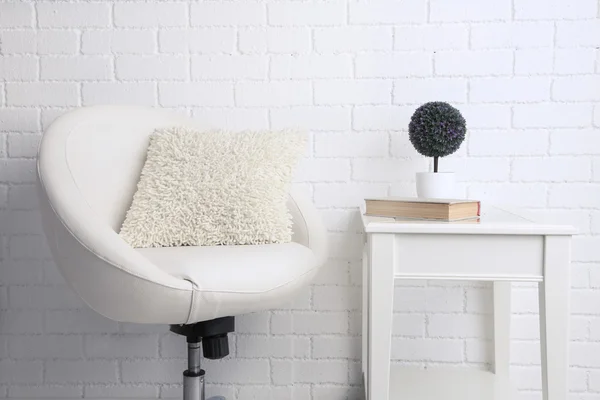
<box><xmin>362</xmin><ymin>243</ymin><xmax>369</xmax><ymax>391</ymax></box>
<box><xmin>539</xmin><ymin>236</ymin><xmax>571</xmax><ymax>400</ymax></box>
<box><xmin>493</xmin><ymin>281</ymin><xmax>511</xmax><ymax>381</ymax></box>
<box><xmin>368</xmin><ymin>234</ymin><xmax>395</xmax><ymax>400</ymax></box>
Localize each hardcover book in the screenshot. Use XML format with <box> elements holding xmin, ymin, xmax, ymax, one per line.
<box><xmin>365</xmin><ymin>197</ymin><xmax>481</xmax><ymax>221</ymax></box>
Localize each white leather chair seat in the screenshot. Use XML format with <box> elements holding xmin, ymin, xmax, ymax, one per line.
<box><xmin>138</xmin><ymin>243</ymin><xmax>317</xmax><ymax>294</ymax></box>
<box><xmin>137</xmin><ymin>242</ymin><xmax>319</xmax><ymax>320</ymax></box>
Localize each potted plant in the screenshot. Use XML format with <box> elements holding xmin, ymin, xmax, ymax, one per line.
<box><xmin>408</xmin><ymin>101</ymin><xmax>467</xmax><ymax>199</ymax></box>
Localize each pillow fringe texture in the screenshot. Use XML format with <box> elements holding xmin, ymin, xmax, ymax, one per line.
<box><xmin>119</xmin><ymin>127</ymin><xmax>307</xmax><ymax>248</ymax></box>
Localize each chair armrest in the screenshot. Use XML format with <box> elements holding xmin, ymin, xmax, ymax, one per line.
<box><xmin>37</xmin><ymin>170</ymin><xmax>194</xmax><ymax>324</ymax></box>
<box><xmin>288</xmin><ymin>188</ymin><xmax>328</xmax><ymax>266</ymax></box>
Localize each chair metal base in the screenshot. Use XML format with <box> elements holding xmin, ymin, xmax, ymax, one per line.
<box><xmin>172</xmin><ymin>317</ymin><xmax>235</xmax><ymax>400</ymax></box>
<box><xmin>182</xmin><ymin>353</ymin><xmax>227</xmax><ymax>400</ymax></box>
<box><xmin>183</xmin><ymin>341</ymin><xmax>205</xmax><ymax>400</ymax></box>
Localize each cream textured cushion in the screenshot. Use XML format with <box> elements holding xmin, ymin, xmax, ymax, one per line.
<box><xmin>119</xmin><ymin>127</ymin><xmax>306</xmax><ymax>248</ymax></box>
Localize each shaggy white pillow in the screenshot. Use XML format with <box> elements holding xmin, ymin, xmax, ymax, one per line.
<box><xmin>119</xmin><ymin>127</ymin><xmax>306</xmax><ymax>248</ymax></box>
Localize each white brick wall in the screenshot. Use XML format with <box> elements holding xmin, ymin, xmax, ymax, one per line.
<box><xmin>113</xmin><ymin>3</ymin><xmax>188</xmax><ymax>28</ymax></box>
<box><xmin>0</xmin><ymin>0</ymin><xmax>599</xmax><ymax>399</ymax></box>
<box><xmin>238</xmin><ymin>28</ymin><xmax>310</xmax><ymax>54</ymax></box>
<box><xmin>83</xmin><ymin>30</ymin><xmax>157</xmax><ymax>55</ymax></box>
<box><xmin>36</xmin><ymin>3</ymin><xmax>111</xmax><ymax>28</ymax></box>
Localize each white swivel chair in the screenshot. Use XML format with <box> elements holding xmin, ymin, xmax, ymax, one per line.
<box><xmin>37</xmin><ymin>106</ymin><xmax>328</xmax><ymax>400</ymax></box>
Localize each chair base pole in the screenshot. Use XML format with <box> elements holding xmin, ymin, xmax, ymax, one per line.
<box><xmin>183</xmin><ymin>370</ymin><xmax>205</xmax><ymax>400</ymax></box>
<box><xmin>174</xmin><ymin>318</ymin><xmax>235</xmax><ymax>400</ymax></box>
<box><xmin>184</xmin><ymin>341</ymin><xmax>205</xmax><ymax>400</ymax></box>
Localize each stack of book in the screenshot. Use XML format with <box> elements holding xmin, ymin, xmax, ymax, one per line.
<box><xmin>364</xmin><ymin>197</ymin><xmax>481</xmax><ymax>222</ymax></box>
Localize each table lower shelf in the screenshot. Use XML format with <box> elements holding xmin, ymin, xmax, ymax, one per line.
<box><xmin>366</xmin><ymin>366</ymin><xmax>517</xmax><ymax>400</ymax></box>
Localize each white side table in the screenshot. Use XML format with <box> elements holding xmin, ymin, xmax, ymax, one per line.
<box><xmin>361</xmin><ymin>207</ymin><xmax>575</xmax><ymax>400</ymax></box>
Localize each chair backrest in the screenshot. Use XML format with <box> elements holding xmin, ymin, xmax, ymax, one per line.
<box><xmin>39</xmin><ymin>106</ymin><xmax>194</xmax><ymax>232</ymax></box>
<box><xmin>38</xmin><ymin>106</ymin><xmax>313</xmax><ymax>246</ymax></box>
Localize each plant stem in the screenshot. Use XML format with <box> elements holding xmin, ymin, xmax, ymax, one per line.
<box><xmin>434</xmin><ymin>156</ymin><xmax>439</xmax><ymax>173</ymax></box>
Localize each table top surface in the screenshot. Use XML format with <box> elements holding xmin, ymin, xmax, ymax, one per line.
<box><xmin>361</xmin><ymin>204</ymin><xmax>577</xmax><ymax>236</ymax></box>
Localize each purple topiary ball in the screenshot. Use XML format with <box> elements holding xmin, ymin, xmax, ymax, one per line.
<box><xmin>408</xmin><ymin>102</ymin><xmax>467</xmax><ymax>158</ymax></box>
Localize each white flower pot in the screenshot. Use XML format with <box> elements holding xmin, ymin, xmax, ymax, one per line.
<box><xmin>416</xmin><ymin>172</ymin><xmax>456</xmax><ymax>199</ymax></box>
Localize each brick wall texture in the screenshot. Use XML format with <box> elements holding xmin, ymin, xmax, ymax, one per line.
<box><xmin>0</xmin><ymin>0</ymin><xmax>600</xmax><ymax>399</ymax></box>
